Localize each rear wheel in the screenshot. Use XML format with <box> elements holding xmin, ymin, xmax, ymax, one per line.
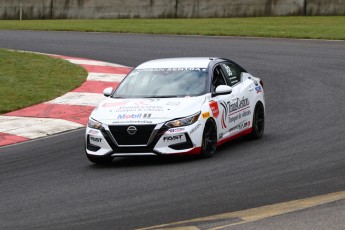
<box><xmin>250</xmin><ymin>102</ymin><xmax>265</xmax><ymax>139</ymax></box>
<box><xmin>200</xmin><ymin>119</ymin><xmax>217</xmax><ymax>158</ymax></box>
<box><xmin>86</xmin><ymin>154</ymin><xmax>113</xmax><ymax>164</ymax></box>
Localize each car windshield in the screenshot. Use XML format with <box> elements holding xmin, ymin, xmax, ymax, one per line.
<box><xmin>113</xmin><ymin>68</ymin><xmax>208</xmax><ymax>98</ymax></box>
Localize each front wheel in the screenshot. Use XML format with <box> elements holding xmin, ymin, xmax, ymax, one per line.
<box><xmin>250</xmin><ymin>102</ymin><xmax>265</xmax><ymax>139</ymax></box>
<box><xmin>86</xmin><ymin>154</ymin><xmax>113</xmax><ymax>165</ymax></box>
<box><xmin>200</xmin><ymin>119</ymin><xmax>217</xmax><ymax>158</ymax></box>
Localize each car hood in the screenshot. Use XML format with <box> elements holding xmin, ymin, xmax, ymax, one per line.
<box><xmin>92</xmin><ymin>96</ymin><xmax>206</xmax><ymax>125</ymax></box>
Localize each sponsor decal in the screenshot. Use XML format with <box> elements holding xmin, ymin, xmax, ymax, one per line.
<box><xmin>239</xmin><ymin>121</ymin><xmax>251</xmax><ymax>130</ymax></box>
<box><xmin>112</xmin><ymin>120</ymin><xmax>153</xmax><ymax>124</ymax></box>
<box><xmin>250</xmin><ymin>78</ymin><xmax>262</xmax><ymax>93</ymax></box>
<box><xmin>229</xmin><ymin>121</ymin><xmax>251</xmax><ymax>132</ymax></box>
<box><xmin>228</xmin><ymin>97</ymin><xmax>250</xmax><ymax>114</ymax></box>
<box><xmin>102</xmin><ymin>99</ymin><xmax>162</xmax><ymax>110</ymax></box>
<box><xmin>220</xmin><ymin>97</ymin><xmax>250</xmax><ymax>118</ymax></box>
<box><xmin>220</xmin><ymin>97</ymin><xmax>250</xmax><ymax>124</ymax></box>
<box><xmin>163</xmin><ymin>134</ymin><xmax>186</xmax><ymax>142</ymax></box>
<box><xmin>102</xmin><ymin>101</ymin><xmax>130</xmax><ymax>107</ymax></box>
<box><xmin>202</xmin><ymin>112</ymin><xmax>210</xmax><ymax>119</ymax></box>
<box><xmin>115</xmin><ymin>105</ymin><xmax>163</xmax><ymax>113</ymax></box>
<box><xmin>255</xmin><ymin>86</ymin><xmax>262</xmax><ymax>93</ymax></box>
<box><xmin>90</xmin><ymin>136</ymin><xmax>102</xmax><ymax>143</ymax></box>
<box><xmin>168</xmin><ymin>127</ymin><xmax>185</xmax><ymax>133</ymax></box>
<box><xmin>88</xmin><ymin>130</ymin><xmax>99</xmax><ymax>135</ymax></box>
<box><xmin>101</xmin><ymin>99</ymin><xmax>162</xmax><ymax>112</ymax></box>
<box><xmin>117</xmin><ymin>113</ymin><xmax>151</xmax><ymax>119</ymax></box>
<box><xmin>209</xmin><ymin>101</ymin><xmax>219</xmax><ymax>118</ymax></box>
<box><xmin>190</xmin><ymin>124</ymin><xmax>201</xmax><ymax>134</ymax></box>
<box><xmin>229</xmin><ymin>114</ymin><xmax>239</xmax><ymax>123</ymax></box>
<box><xmin>229</xmin><ymin>125</ymin><xmax>237</xmax><ymax>132</ymax></box>
<box><xmin>241</xmin><ymin>110</ymin><xmax>251</xmax><ymax>118</ymax></box>
<box><xmin>229</xmin><ymin>109</ymin><xmax>251</xmax><ymax>123</ymax></box>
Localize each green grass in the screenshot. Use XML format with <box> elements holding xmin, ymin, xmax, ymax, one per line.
<box><xmin>0</xmin><ymin>49</ymin><xmax>87</xmax><ymax>114</ymax></box>
<box><xmin>0</xmin><ymin>16</ymin><xmax>344</xmax><ymax>40</ymax></box>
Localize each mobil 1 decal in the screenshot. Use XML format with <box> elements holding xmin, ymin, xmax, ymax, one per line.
<box><xmin>117</xmin><ymin>113</ymin><xmax>151</xmax><ymax>119</ymax></box>
<box><xmin>220</xmin><ymin>97</ymin><xmax>250</xmax><ymax>124</ymax></box>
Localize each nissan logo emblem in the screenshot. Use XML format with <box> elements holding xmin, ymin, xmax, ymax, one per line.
<box><xmin>127</xmin><ymin>126</ymin><xmax>137</xmax><ymax>135</ymax></box>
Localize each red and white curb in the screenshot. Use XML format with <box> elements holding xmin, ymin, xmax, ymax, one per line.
<box><xmin>0</xmin><ymin>54</ymin><xmax>132</xmax><ymax>147</ymax></box>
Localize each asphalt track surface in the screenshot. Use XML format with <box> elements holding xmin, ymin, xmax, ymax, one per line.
<box><xmin>0</xmin><ymin>30</ymin><xmax>344</xmax><ymax>229</ymax></box>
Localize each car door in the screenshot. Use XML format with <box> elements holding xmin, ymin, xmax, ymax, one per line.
<box><xmin>209</xmin><ymin>64</ymin><xmax>241</xmax><ymax>140</ymax></box>
<box><xmin>219</xmin><ymin>62</ymin><xmax>253</xmax><ymax>135</ymax></box>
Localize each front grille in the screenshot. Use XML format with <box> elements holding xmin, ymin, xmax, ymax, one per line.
<box><xmin>108</xmin><ymin>125</ymin><xmax>156</xmax><ymax>145</ymax></box>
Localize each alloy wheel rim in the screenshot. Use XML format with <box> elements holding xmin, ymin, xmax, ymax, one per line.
<box><xmin>255</xmin><ymin>105</ymin><xmax>264</xmax><ymax>134</ymax></box>
<box><xmin>203</xmin><ymin>122</ymin><xmax>217</xmax><ymax>153</ymax></box>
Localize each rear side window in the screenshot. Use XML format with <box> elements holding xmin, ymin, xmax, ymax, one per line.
<box><xmin>221</xmin><ymin>63</ymin><xmax>241</xmax><ymax>86</ymax></box>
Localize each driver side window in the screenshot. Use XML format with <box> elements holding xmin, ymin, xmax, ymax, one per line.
<box><xmin>212</xmin><ymin>65</ymin><xmax>227</xmax><ymax>91</ymax></box>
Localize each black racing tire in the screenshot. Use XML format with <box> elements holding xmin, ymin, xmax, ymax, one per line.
<box><xmin>200</xmin><ymin>119</ymin><xmax>217</xmax><ymax>158</ymax></box>
<box><xmin>86</xmin><ymin>154</ymin><xmax>113</xmax><ymax>165</ymax></box>
<box><xmin>250</xmin><ymin>102</ymin><xmax>265</xmax><ymax>140</ymax></box>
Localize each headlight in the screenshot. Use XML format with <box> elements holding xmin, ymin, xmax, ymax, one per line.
<box><xmin>165</xmin><ymin>112</ymin><xmax>200</xmax><ymax>128</ymax></box>
<box><xmin>88</xmin><ymin>118</ymin><xmax>103</xmax><ymax>130</ymax></box>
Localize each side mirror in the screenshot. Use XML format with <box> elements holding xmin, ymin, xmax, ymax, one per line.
<box><xmin>214</xmin><ymin>85</ymin><xmax>232</xmax><ymax>96</ymax></box>
<box><xmin>103</xmin><ymin>87</ymin><xmax>113</xmax><ymax>97</ymax></box>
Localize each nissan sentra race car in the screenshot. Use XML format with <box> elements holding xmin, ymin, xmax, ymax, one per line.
<box><xmin>85</xmin><ymin>57</ymin><xmax>265</xmax><ymax>164</ymax></box>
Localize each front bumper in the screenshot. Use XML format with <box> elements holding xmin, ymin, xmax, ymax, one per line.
<box><xmin>85</xmin><ymin>122</ymin><xmax>204</xmax><ymax>157</ymax></box>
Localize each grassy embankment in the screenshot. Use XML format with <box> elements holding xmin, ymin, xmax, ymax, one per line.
<box><xmin>0</xmin><ymin>16</ymin><xmax>344</xmax><ymax>40</ymax></box>
<box><xmin>0</xmin><ymin>49</ymin><xmax>87</xmax><ymax>114</ymax></box>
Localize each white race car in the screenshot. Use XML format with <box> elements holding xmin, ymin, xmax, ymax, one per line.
<box><xmin>85</xmin><ymin>58</ymin><xmax>265</xmax><ymax>164</ymax></box>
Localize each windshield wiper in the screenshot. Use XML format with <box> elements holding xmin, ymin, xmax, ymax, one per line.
<box><xmin>111</xmin><ymin>96</ymin><xmax>124</xmax><ymax>98</ymax></box>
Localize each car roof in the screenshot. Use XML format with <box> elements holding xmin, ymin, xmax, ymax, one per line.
<box><xmin>136</xmin><ymin>57</ymin><xmax>221</xmax><ymax>69</ymax></box>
